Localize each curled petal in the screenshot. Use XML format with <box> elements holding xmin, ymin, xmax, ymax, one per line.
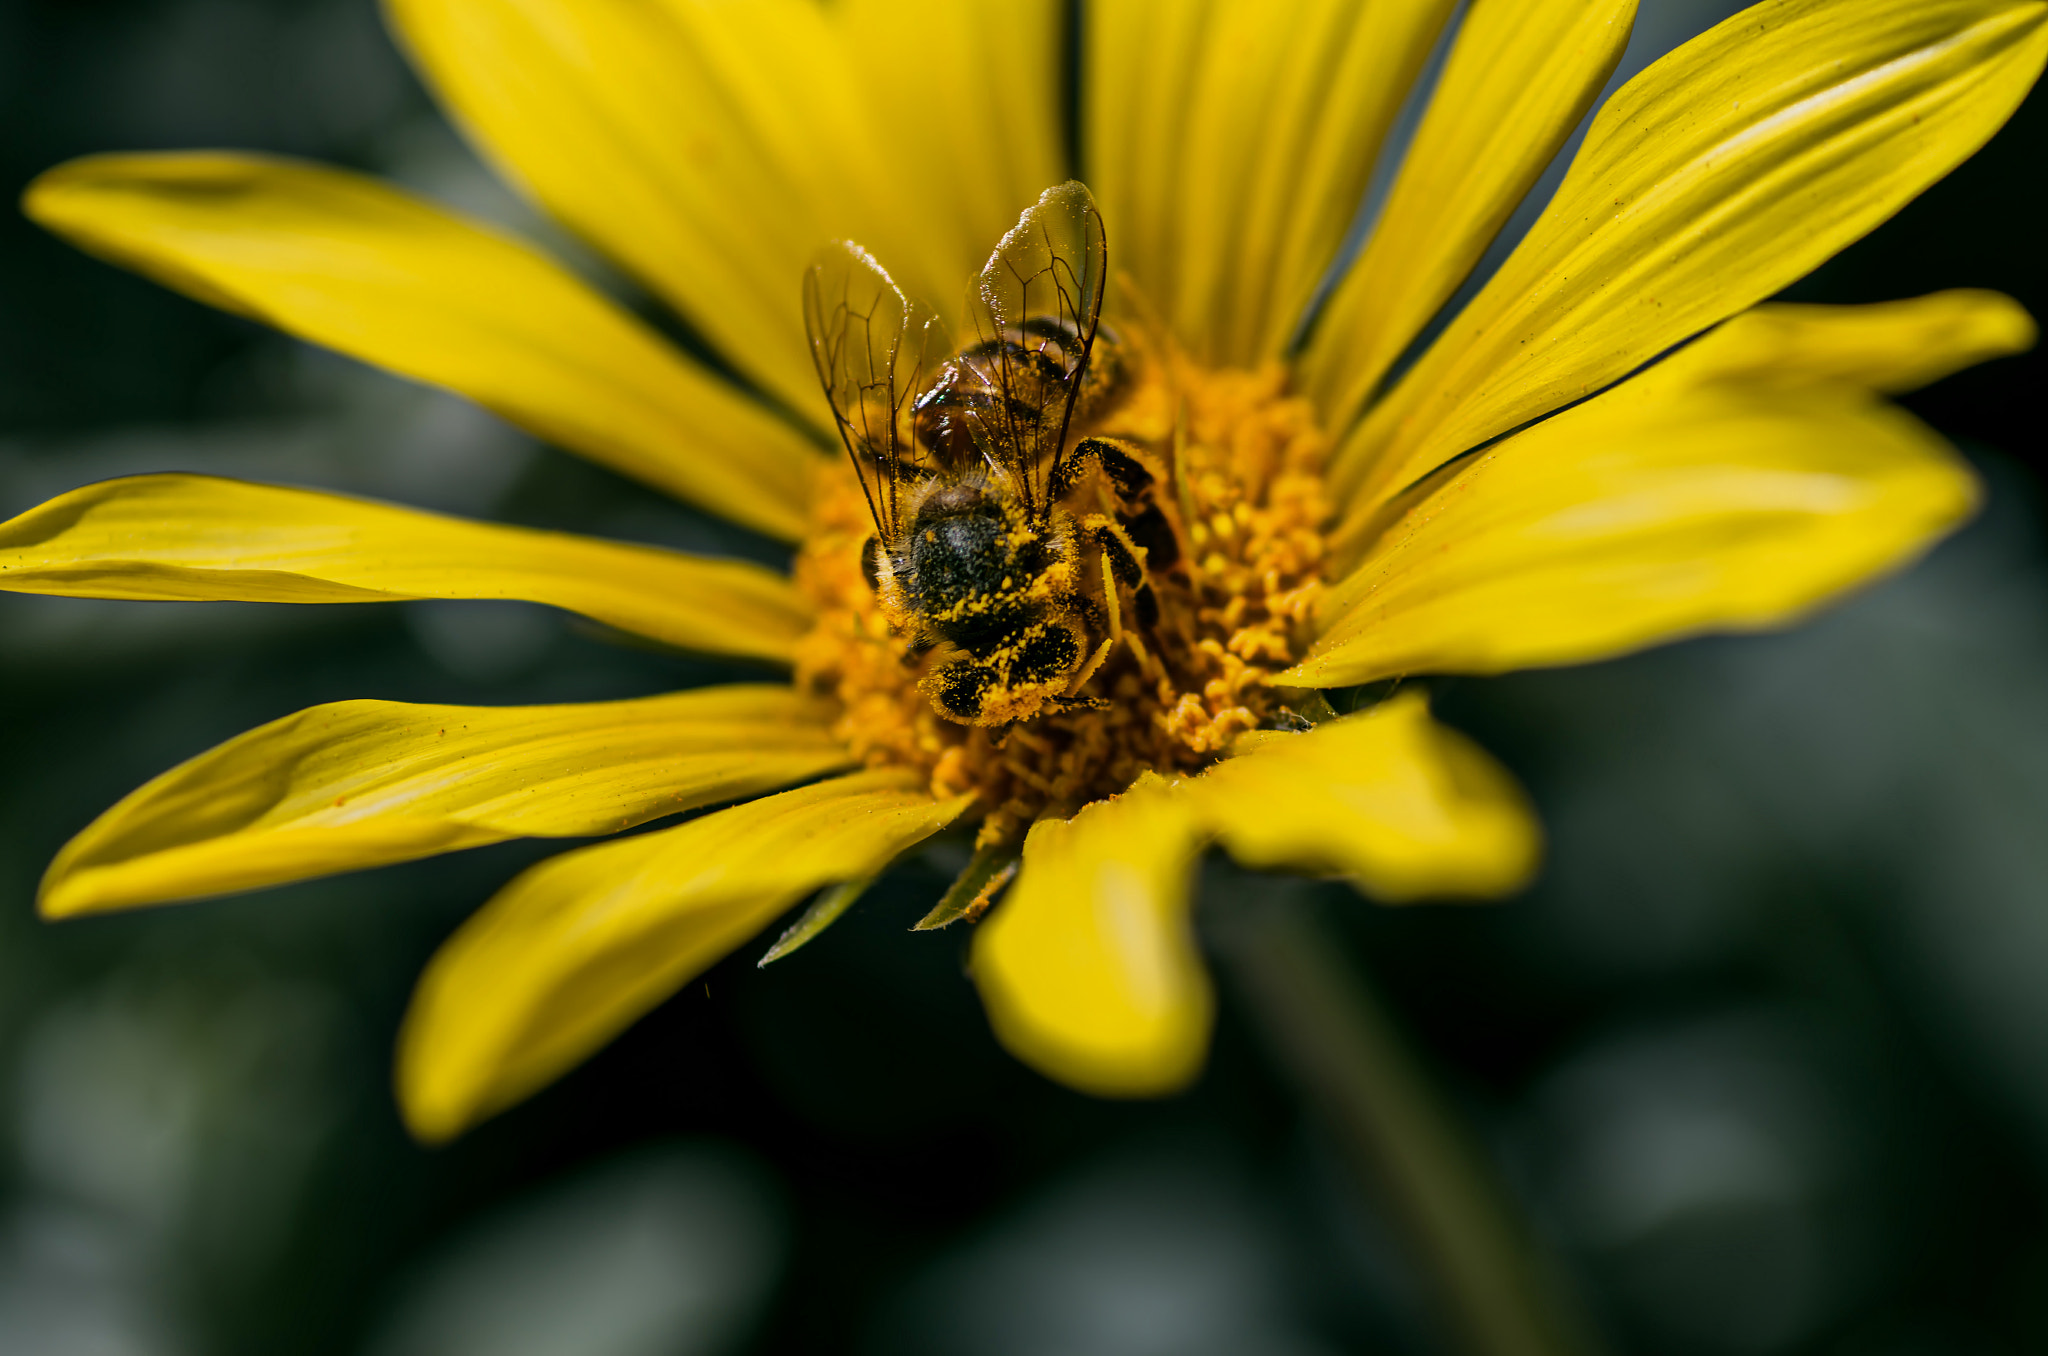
<box><xmin>24</xmin><ymin>153</ymin><xmax>818</xmax><ymax>538</ymax></box>
<box><xmin>1333</xmin><ymin>0</ymin><xmax>2048</xmax><ymax>511</ymax></box>
<box><xmin>41</xmin><ymin>686</ymin><xmax>850</xmax><ymax>918</ymax></box>
<box><xmin>972</xmin><ymin>775</ymin><xmax>1210</xmax><ymax>1098</ymax></box>
<box><xmin>0</xmin><ymin>474</ymin><xmax>809</xmax><ymax>661</ymax></box>
<box><xmin>1301</xmin><ymin>295</ymin><xmax>2025</xmax><ymax>686</ymax></box>
<box><xmin>1190</xmin><ymin>692</ymin><xmax>1541</xmax><ymax>902</ymax></box>
<box><xmin>399</xmin><ymin>770</ymin><xmax>971</xmax><ymax>1142</ymax></box>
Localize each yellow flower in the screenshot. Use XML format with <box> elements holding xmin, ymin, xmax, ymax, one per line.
<box><xmin>5</xmin><ymin>0</ymin><xmax>2042</xmax><ymax>1142</ymax></box>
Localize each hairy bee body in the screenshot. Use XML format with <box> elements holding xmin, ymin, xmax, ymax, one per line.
<box><xmin>869</xmin><ymin>421</ymin><xmax>1163</xmax><ymax>726</ymax></box>
<box><xmin>877</xmin><ymin>477</ymin><xmax>1084</xmax><ymax>725</ymax></box>
<box><xmin>806</xmin><ymin>182</ymin><xmax>1174</xmax><ymax>729</ymax></box>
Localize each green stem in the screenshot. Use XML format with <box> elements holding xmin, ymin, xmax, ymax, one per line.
<box><xmin>1218</xmin><ymin>899</ymin><xmax>1600</xmax><ymax>1356</ymax></box>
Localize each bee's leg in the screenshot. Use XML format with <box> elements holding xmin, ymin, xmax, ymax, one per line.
<box><xmin>1132</xmin><ymin>581</ymin><xmax>1161</xmax><ymax>629</ymax></box>
<box><xmin>1087</xmin><ymin>438</ymin><xmax>1156</xmax><ymax>499</ymax></box>
<box><xmin>1122</xmin><ymin>503</ymin><xmax>1180</xmax><ymax>573</ymax></box>
<box><xmin>1049</xmin><ymin>438</ymin><xmax>1101</xmax><ymax>502</ymax></box>
<box><xmin>1058</xmin><ymin>437</ymin><xmax>1187</xmax><ymax>586</ymax></box>
<box><xmin>1090</xmin><ymin>441</ymin><xmax>1188</xmax><ymax>576</ymax></box>
<box><xmin>1085</xmin><ymin>524</ymin><xmax>1164</xmax><ymax>678</ymax></box>
<box><xmin>1096</xmin><ymin>550</ymin><xmax>1124</xmax><ymax>644</ymax></box>
<box><xmin>1066</xmin><ymin>594</ymin><xmax>1118</xmax><ymax>690</ymax></box>
<box><xmin>1052</xmin><ymin>436</ymin><xmax>1154</xmax><ymax>502</ymax></box>
<box><xmin>1088</xmin><ymin>518</ymin><xmax>1162</xmax><ymax>629</ymax></box>
<box><xmin>1089</xmin><ymin>519</ymin><xmax>1145</xmax><ymax>588</ymax></box>
<box><xmin>1065</xmin><ymin>551</ymin><xmax>1122</xmax><ymax>698</ymax></box>
<box><xmin>1064</xmin><ymin>644</ymin><xmax>1115</xmax><ymax>701</ymax></box>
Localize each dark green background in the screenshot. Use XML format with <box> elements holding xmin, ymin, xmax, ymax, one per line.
<box><xmin>2</xmin><ymin>2</ymin><xmax>2044</xmax><ymax>1352</ymax></box>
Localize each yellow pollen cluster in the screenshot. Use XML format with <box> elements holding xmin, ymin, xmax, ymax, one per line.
<box><xmin>792</xmin><ymin>348</ymin><xmax>1331</xmax><ymax>846</ymax></box>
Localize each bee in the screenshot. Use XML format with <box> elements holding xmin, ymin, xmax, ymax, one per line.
<box><xmin>804</xmin><ymin>182</ymin><xmax>1178</xmax><ymax>728</ymax></box>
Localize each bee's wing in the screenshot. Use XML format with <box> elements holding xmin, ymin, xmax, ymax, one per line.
<box><xmin>963</xmin><ymin>181</ymin><xmax>1108</xmax><ymax>520</ymax></box>
<box><xmin>803</xmin><ymin>242</ymin><xmax>949</xmax><ymax>542</ymax></box>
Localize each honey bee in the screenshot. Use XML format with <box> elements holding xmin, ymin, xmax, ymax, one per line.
<box><xmin>803</xmin><ymin>182</ymin><xmax>1178</xmax><ymax>728</ymax></box>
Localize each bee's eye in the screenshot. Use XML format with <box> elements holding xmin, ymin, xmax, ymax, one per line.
<box><xmin>859</xmin><ymin>536</ymin><xmax>884</xmax><ymax>593</ymax></box>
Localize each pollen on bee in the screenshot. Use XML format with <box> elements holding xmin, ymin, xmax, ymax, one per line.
<box><xmin>792</xmin><ymin>343</ymin><xmax>1331</xmax><ymax>848</ymax></box>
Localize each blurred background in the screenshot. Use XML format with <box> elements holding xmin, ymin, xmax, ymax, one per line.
<box><xmin>1</xmin><ymin>1</ymin><xmax>2044</xmax><ymax>1352</ymax></box>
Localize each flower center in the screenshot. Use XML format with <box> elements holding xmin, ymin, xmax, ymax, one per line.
<box><xmin>794</xmin><ymin>342</ymin><xmax>1332</xmax><ymax>847</ymax></box>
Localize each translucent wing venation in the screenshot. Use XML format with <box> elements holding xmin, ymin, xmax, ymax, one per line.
<box><xmin>803</xmin><ymin>243</ymin><xmax>948</xmax><ymax>542</ymax></box>
<box><xmin>961</xmin><ymin>182</ymin><xmax>1109</xmax><ymax>522</ymax></box>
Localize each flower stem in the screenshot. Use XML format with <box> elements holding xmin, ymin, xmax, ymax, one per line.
<box><xmin>1218</xmin><ymin>897</ymin><xmax>1600</xmax><ymax>1356</ymax></box>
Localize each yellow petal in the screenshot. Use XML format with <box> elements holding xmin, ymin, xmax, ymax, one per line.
<box><xmin>971</xmin><ymin>774</ymin><xmax>1209</xmax><ymax>1098</ymax></box>
<box><xmin>398</xmin><ymin>770</ymin><xmax>970</xmax><ymax>1141</ymax></box>
<box><xmin>41</xmin><ymin>686</ymin><xmax>849</xmax><ymax>918</ymax></box>
<box><xmin>1298</xmin><ymin>297</ymin><xmax>2015</xmax><ymax>686</ymax></box>
<box><xmin>0</xmin><ymin>474</ymin><xmax>809</xmax><ymax>661</ymax></box>
<box><xmin>386</xmin><ymin>0</ymin><xmax>1062</xmax><ymax>418</ymax></box>
<box><xmin>836</xmin><ymin>0</ymin><xmax>1066</xmax><ymax>300</ymax></box>
<box><xmin>1640</xmin><ymin>287</ymin><xmax>2040</xmax><ymax>394</ymax></box>
<box><xmin>1086</xmin><ymin>0</ymin><xmax>1457</xmax><ymax>364</ymax></box>
<box><xmin>1190</xmin><ymin>692</ymin><xmax>1540</xmax><ymax>902</ymax></box>
<box><xmin>1300</xmin><ymin>0</ymin><xmax>1638</xmax><ymax>431</ymax></box>
<box><xmin>23</xmin><ymin>153</ymin><xmax>817</xmax><ymax>540</ymax></box>
<box><xmin>1331</xmin><ymin>0</ymin><xmax>2048</xmax><ymax>513</ymax></box>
